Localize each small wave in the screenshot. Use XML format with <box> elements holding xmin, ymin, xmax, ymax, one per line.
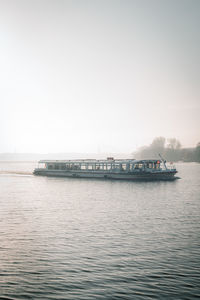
<box><xmin>0</xmin><ymin>171</ymin><xmax>33</xmax><ymax>176</ymax></box>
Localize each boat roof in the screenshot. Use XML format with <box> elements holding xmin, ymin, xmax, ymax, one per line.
<box><xmin>39</xmin><ymin>159</ymin><xmax>161</xmax><ymax>164</ymax></box>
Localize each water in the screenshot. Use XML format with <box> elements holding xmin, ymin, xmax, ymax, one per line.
<box><xmin>0</xmin><ymin>162</ymin><xmax>200</xmax><ymax>299</ymax></box>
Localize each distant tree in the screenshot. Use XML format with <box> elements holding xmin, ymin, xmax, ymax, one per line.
<box><xmin>194</xmin><ymin>142</ymin><xmax>200</xmax><ymax>162</ymax></box>
<box><xmin>151</xmin><ymin>137</ymin><xmax>166</xmax><ymax>149</ymax></box>
<box><xmin>164</xmin><ymin>138</ymin><xmax>182</xmax><ymax>161</ymax></box>
<box><xmin>133</xmin><ymin>146</ymin><xmax>150</xmax><ymax>159</ymax></box>
<box><xmin>133</xmin><ymin>137</ymin><xmax>199</xmax><ymax>162</ymax></box>
<box><xmin>167</xmin><ymin>138</ymin><xmax>181</xmax><ymax>150</ymax></box>
<box><xmin>149</xmin><ymin>137</ymin><xmax>166</xmax><ymax>157</ymax></box>
<box><xmin>134</xmin><ymin>137</ymin><xmax>166</xmax><ymax>159</ymax></box>
<box><xmin>181</xmin><ymin>148</ymin><xmax>195</xmax><ymax>162</ymax></box>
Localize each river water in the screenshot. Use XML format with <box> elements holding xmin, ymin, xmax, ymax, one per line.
<box><xmin>0</xmin><ymin>162</ymin><xmax>199</xmax><ymax>299</ymax></box>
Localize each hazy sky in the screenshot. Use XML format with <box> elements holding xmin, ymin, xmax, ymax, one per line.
<box><xmin>0</xmin><ymin>0</ymin><xmax>199</xmax><ymax>153</ymax></box>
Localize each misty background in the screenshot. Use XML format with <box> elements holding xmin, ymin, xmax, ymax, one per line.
<box><xmin>1</xmin><ymin>0</ymin><xmax>200</xmax><ymax>155</ymax></box>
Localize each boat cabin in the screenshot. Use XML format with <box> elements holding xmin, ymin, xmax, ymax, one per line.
<box><xmin>37</xmin><ymin>159</ymin><xmax>162</xmax><ymax>173</ymax></box>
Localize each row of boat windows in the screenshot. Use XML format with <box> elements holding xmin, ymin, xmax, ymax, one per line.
<box><xmin>46</xmin><ymin>162</ymin><xmax>160</xmax><ymax>171</ymax></box>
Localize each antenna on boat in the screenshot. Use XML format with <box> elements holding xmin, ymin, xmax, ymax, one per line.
<box><xmin>159</xmin><ymin>153</ymin><xmax>167</xmax><ymax>170</ymax></box>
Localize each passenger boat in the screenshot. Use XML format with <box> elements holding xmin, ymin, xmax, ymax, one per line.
<box><xmin>33</xmin><ymin>156</ymin><xmax>179</xmax><ymax>181</ymax></box>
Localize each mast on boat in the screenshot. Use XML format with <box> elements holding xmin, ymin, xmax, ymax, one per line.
<box><xmin>159</xmin><ymin>153</ymin><xmax>167</xmax><ymax>170</ymax></box>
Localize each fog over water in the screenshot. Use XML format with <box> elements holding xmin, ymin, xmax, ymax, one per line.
<box><xmin>1</xmin><ymin>3</ymin><xmax>200</xmax><ymax>299</ymax></box>
<box><xmin>1</xmin><ymin>0</ymin><xmax>200</xmax><ymax>154</ymax></box>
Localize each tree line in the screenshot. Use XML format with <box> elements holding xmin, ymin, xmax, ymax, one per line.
<box><xmin>134</xmin><ymin>137</ymin><xmax>200</xmax><ymax>162</ymax></box>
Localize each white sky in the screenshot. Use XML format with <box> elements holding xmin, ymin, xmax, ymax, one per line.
<box><xmin>0</xmin><ymin>0</ymin><xmax>199</xmax><ymax>153</ymax></box>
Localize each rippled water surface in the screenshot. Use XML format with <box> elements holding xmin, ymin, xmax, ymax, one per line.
<box><xmin>0</xmin><ymin>162</ymin><xmax>200</xmax><ymax>299</ymax></box>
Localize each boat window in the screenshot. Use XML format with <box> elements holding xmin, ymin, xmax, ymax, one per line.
<box><xmin>95</xmin><ymin>164</ymin><xmax>103</xmax><ymax>170</ymax></box>
<box><xmin>38</xmin><ymin>163</ymin><xmax>46</xmax><ymax>169</ymax></box>
<box><xmin>100</xmin><ymin>164</ymin><xmax>104</xmax><ymax>170</ymax></box>
<box><xmin>129</xmin><ymin>164</ymin><xmax>133</xmax><ymax>171</ymax></box>
<box><xmin>139</xmin><ymin>163</ymin><xmax>143</xmax><ymax>169</ymax></box>
<box><xmin>73</xmin><ymin>163</ymin><xmax>80</xmax><ymax>170</ymax></box>
<box><xmin>107</xmin><ymin>164</ymin><xmax>111</xmax><ymax>170</ymax></box>
<box><xmin>112</xmin><ymin>164</ymin><xmax>120</xmax><ymax>170</ymax></box>
<box><xmin>121</xmin><ymin>164</ymin><xmax>126</xmax><ymax>171</ymax></box>
<box><xmin>54</xmin><ymin>164</ymin><xmax>60</xmax><ymax>170</ymax></box>
<box><xmin>88</xmin><ymin>164</ymin><xmax>93</xmax><ymax>170</ymax></box>
<box><xmin>61</xmin><ymin>164</ymin><xmax>66</xmax><ymax>170</ymax></box>
<box><xmin>95</xmin><ymin>164</ymin><xmax>100</xmax><ymax>170</ymax></box>
<box><xmin>81</xmin><ymin>164</ymin><xmax>86</xmax><ymax>170</ymax></box>
<box><xmin>48</xmin><ymin>164</ymin><xmax>53</xmax><ymax>169</ymax></box>
<box><xmin>134</xmin><ymin>164</ymin><xmax>139</xmax><ymax>169</ymax></box>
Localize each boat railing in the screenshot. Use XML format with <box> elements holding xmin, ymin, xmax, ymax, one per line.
<box><xmin>166</xmin><ymin>162</ymin><xmax>176</xmax><ymax>170</ymax></box>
